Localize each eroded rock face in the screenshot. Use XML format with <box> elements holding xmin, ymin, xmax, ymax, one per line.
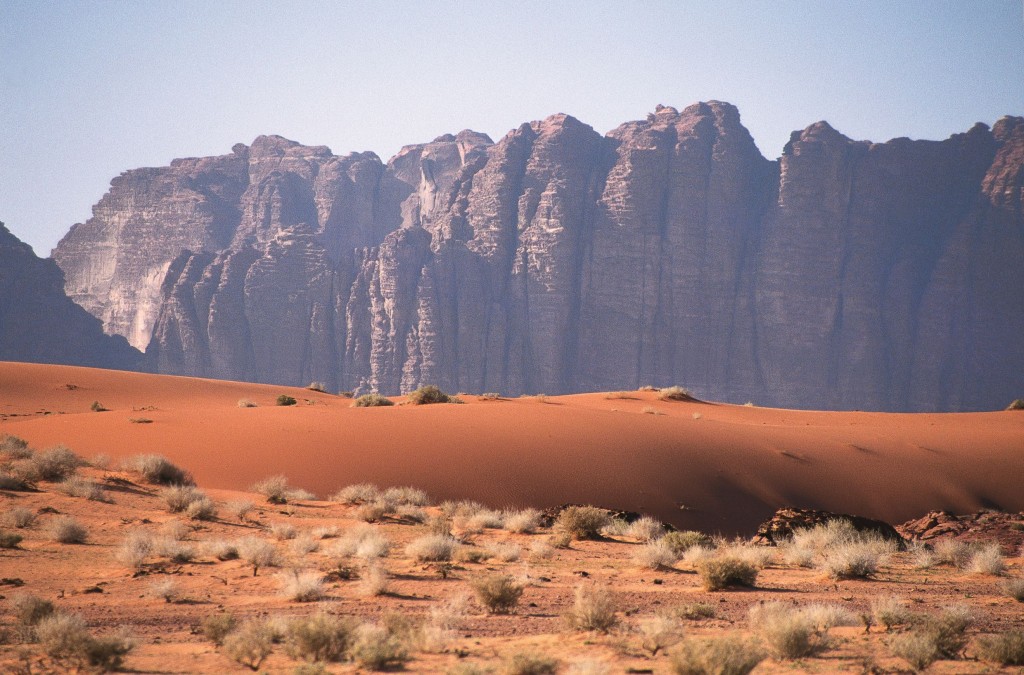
<box><xmin>0</xmin><ymin>223</ymin><xmax>141</xmax><ymax>369</ymax></box>
<box><xmin>51</xmin><ymin>103</ymin><xmax>1024</xmax><ymax>411</ymax></box>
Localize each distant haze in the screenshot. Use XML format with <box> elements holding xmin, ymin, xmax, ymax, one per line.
<box><xmin>2</xmin><ymin>0</ymin><xmax>1022</xmax><ymax>255</ymax></box>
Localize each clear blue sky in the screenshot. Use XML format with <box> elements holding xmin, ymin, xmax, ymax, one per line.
<box><xmin>2</xmin><ymin>0</ymin><xmax>1022</xmax><ymax>255</ymax></box>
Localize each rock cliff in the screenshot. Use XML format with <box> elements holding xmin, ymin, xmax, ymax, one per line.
<box><xmin>51</xmin><ymin>103</ymin><xmax>1024</xmax><ymax>411</ymax></box>
<box><xmin>0</xmin><ymin>222</ymin><xmax>141</xmax><ymax>369</ymax></box>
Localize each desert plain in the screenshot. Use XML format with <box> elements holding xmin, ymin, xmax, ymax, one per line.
<box><xmin>1</xmin><ymin>361</ymin><xmax>1023</xmax><ymax>673</ymax></box>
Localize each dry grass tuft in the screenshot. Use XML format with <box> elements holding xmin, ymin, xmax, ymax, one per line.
<box><xmin>565</xmin><ymin>584</ymin><xmax>617</xmax><ymax>632</ymax></box>
<box><xmin>668</xmin><ymin>634</ymin><xmax>765</xmax><ymax>675</ymax></box>
<box><xmin>471</xmin><ymin>574</ymin><xmax>525</xmax><ymax>614</ymax></box>
<box><xmin>50</xmin><ymin>516</ymin><xmax>88</xmax><ymax>544</ymax></box>
<box><xmin>555</xmin><ymin>505</ymin><xmax>610</xmax><ymax>540</ymax></box>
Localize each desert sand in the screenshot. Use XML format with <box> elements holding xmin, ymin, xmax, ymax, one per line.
<box><xmin>1</xmin><ymin>361</ymin><xmax>1024</xmax><ymax>673</ymax></box>
<box><xmin>1</xmin><ymin>361</ymin><xmax>1021</xmax><ymax>534</ymax></box>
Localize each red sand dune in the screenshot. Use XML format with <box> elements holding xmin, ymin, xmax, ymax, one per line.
<box><xmin>2</xmin><ymin>361</ymin><xmax>1022</xmax><ymax>534</ymax></box>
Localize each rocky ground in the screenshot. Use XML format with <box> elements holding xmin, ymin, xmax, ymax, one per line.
<box><xmin>2</xmin><ymin>451</ymin><xmax>1023</xmax><ymax>674</ymax></box>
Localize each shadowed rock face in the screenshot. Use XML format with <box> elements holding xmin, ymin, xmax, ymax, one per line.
<box><xmin>51</xmin><ymin>103</ymin><xmax>1024</xmax><ymax>411</ymax></box>
<box><xmin>0</xmin><ymin>223</ymin><xmax>141</xmax><ymax>369</ymax></box>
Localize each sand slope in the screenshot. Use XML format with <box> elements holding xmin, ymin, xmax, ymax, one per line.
<box><xmin>2</xmin><ymin>361</ymin><xmax>1022</xmax><ymax>534</ymax></box>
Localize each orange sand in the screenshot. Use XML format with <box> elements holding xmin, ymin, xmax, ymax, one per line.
<box><xmin>2</xmin><ymin>361</ymin><xmax>1022</xmax><ymax>534</ymax></box>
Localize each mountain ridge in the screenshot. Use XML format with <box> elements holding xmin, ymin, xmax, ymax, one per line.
<box><xmin>49</xmin><ymin>102</ymin><xmax>1024</xmax><ymax>411</ymax></box>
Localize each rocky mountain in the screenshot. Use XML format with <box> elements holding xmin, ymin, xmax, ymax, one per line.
<box><xmin>51</xmin><ymin>103</ymin><xmax>1024</xmax><ymax>411</ymax></box>
<box><xmin>0</xmin><ymin>222</ymin><xmax>141</xmax><ymax>370</ymax></box>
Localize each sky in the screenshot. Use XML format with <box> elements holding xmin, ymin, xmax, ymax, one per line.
<box><xmin>1</xmin><ymin>1</ymin><xmax>1023</xmax><ymax>256</ymax></box>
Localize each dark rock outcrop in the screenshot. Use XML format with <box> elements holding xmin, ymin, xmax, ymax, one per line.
<box><xmin>51</xmin><ymin>103</ymin><xmax>1024</xmax><ymax>410</ymax></box>
<box><xmin>0</xmin><ymin>223</ymin><xmax>141</xmax><ymax>369</ymax></box>
<box><xmin>752</xmin><ymin>507</ymin><xmax>905</xmax><ymax>547</ymax></box>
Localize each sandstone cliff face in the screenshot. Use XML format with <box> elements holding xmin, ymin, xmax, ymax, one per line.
<box><xmin>0</xmin><ymin>223</ymin><xmax>141</xmax><ymax>369</ymax></box>
<box><xmin>51</xmin><ymin>104</ymin><xmax>1024</xmax><ymax>411</ymax></box>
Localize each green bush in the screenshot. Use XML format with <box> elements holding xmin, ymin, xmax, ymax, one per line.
<box><xmin>0</xmin><ymin>531</ymin><xmax>23</xmax><ymax>548</ymax></box>
<box><xmin>696</xmin><ymin>555</ymin><xmax>759</xmax><ymax>591</ymax></box>
<box><xmin>352</xmin><ymin>393</ymin><xmax>395</xmax><ymax>407</ymax></box>
<box><xmin>554</xmin><ymin>505</ymin><xmax>610</xmax><ymax>540</ymax></box>
<box><xmin>276</xmin><ymin>394</ymin><xmax>298</xmax><ymax>406</ymax></box>
<box><xmin>407</xmin><ymin>385</ymin><xmax>456</xmax><ymax>405</ymax></box>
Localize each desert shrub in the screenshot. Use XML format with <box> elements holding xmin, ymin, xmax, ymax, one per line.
<box><xmin>30</xmin><ymin>446</ymin><xmax>83</xmax><ymax>481</ymax></box>
<box><xmin>154</xmin><ymin>536</ymin><xmax>196</xmax><ymax>563</ymax></box>
<box><xmin>225</xmin><ymin>499</ymin><xmax>255</xmax><ymax>522</ymax></box>
<box><xmin>599</xmin><ymin>517</ymin><xmax>630</xmax><ymax>537</ymax></box>
<box><xmin>0</xmin><ymin>530</ymin><xmax>23</xmax><ymax>548</ymax></box>
<box><xmin>696</xmin><ymin>554</ymin><xmax>758</xmax><ymax>590</ymax></box>
<box><xmin>637</xmin><ymin>613</ymin><xmax>683</xmax><ymax>656</ymax></box>
<box><xmin>749</xmin><ymin>602</ymin><xmax>853</xmax><ymax>659</ymax></box>
<box><xmin>483</xmin><ymin>541</ymin><xmax>522</xmax><ymax>563</ymax></box>
<box><xmin>201</xmin><ymin>613</ymin><xmax>236</xmax><ymax>646</ymax></box>
<box><xmin>968</xmin><ymin>542</ymin><xmax>1005</xmax><ymax>575</ymax></box>
<box><xmin>58</xmin><ymin>476</ymin><xmax>107</xmax><ymax>501</ymax></box>
<box><xmin>269</xmin><ymin>521</ymin><xmax>298</xmax><ymax>540</ymax></box>
<box><xmin>334</xmin><ymin>523</ymin><xmax>391</xmax><ymax>559</ymax></box>
<box><xmin>290</xmin><ymin>533</ymin><xmax>319</xmax><ymax>555</ymax></box>
<box><xmin>406</xmin><ymin>534</ymin><xmax>458</xmax><ymax>562</ymax></box>
<box><xmin>503</xmin><ymin>508</ymin><xmax>542</xmax><ymax>534</ymax></box>
<box><xmin>223</xmin><ymin>619</ymin><xmax>275</xmax><ymax>671</ymax></box>
<box><xmin>407</xmin><ymin>384</ymin><xmax>455</xmax><ymax>405</ymax></box>
<box><xmin>976</xmin><ymin>631</ymin><xmax>1024</xmax><ymax>666</ymax></box>
<box><xmin>276</xmin><ymin>394</ymin><xmax>298</xmax><ymax>406</ymax></box>
<box><xmin>555</xmin><ymin>505</ymin><xmax>610</xmax><ymax>540</ymax></box>
<box><xmin>658</xmin><ymin>385</ymin><xmax>693</xmax><ymax>401</ymax></box>
<box><xmin>251</xmin><ymin>474</ymin><xmax>311</xmax><ymax>504</ymax></box>
<box><xmin>0</xmin><ymin>434</ymin><xmax>31</xmax><ymax>457</ymax></box>
<box><xmin>36</xmin><ymin>612</ymin><xmax>90</xmax><ymax>659</ymax></box>
<box><xmin>160</xmin><ymin>485</ymin><xmax>206</xmax><ymax>513</ymax></box>
<box><xmin>668</xmin><ymin>634</ymin><xmax>765</xmax><ymax>675</ymax></box>
<box><xmin>626</xmin><ymin>516</ymin><xmax>665</xmax><ymax>541</ymax></box>
<box><xmin>471</xmin><ymin>574</ymin><xmax>525</xmax><ymax>614</ymax></box>
<box><xmin>352</xmin><ymin>500</ymin><xmax>391</xmax><ymax>522</ymax></box>
<box><xmin>150</xmin><ymin>578</ymin><xmax>180</xmax><ymax>603</ymax></box>
<box><xmin>278</xmin><ymin>570</ymin><xmax>325</xmax><ymax>602</ymax></box>
<box><xmin>115</xmin><ymin>531</ymin><xmax>154</xmax><ymax>569</ymax></box>
<box><xmin>819</xmin><ymin>540</ymin><xmax>891</xmax><ymax>579</ymax></box>
<box><xmin>479</xmin><ymin>392</ymin><xmax>501</xmax><ymax>400</ymax></box>
<box><xmin>359</xmin><ymin>564</ymin><xmax>391</xmax><ymax>597</ymax></box>
<box><xmin>162</xmin><ymin>518</ymin><xmax>192</xmax><ymax>540</ymax></box>
<box><xmin>238</xmin><ymin>536</ymin><xmax>280</xmax><ymax>576</ymax></box>
<box><xmin>933</xmin><ymin>539</ymin><xmax>974</xmax><ymax>568</ymax></box>
<box><xmin>455</xmin><ymin>508</ymin><xmax>505</xmax><ymax>532</ymax></box>
<box><xmin>10</xmin><ymin>592</ymin><xmax>55</xmax><ymax>629</ymax></box>
<box><xmin>50</xmin><ymin>516</ymin><xmax>87</xmax><ymax>544</ymax></box>
<box><xmin>205</xmin><ymin>538</ymin><xmax>240</xmax><ymax>561</ymax></box>
<box><xmin>237</xmin><ymin>398</ymin><xmax>257</xmax><ymax>408</ymax></box>
<box><xmin>396</xmin><ymin>503</ymin><xmax>428</xmax><ymax>523</ymax></box>
<box><xmin>1003</xmin><ymin>578</ymin><xmax>1024</xmax><ymax>601</ymax></box>
<box><xmin>889</xmin><ymin>630</ymin><xmax>940</xmax><ymax>671</ymax></box>
<box><xmin>185</xmin><ymin>496</ymin><xmax>217</xmax><ymax>521</ymax></box>
<box><xmin>350</xmin><ymin>623</ymin><xmax>410</xmax><ymax>670</ymax></box>
<box><xmin>381</xmin><ymin>485</ymin><xmax>430</xmax><ymax>506</ymax></box>
<box><xmin>3</xmin><ymin>507</ymin><xmax>35</xmax><ymax>528</ymax></box>
<box><xmin>331</xmin><ymin>482</ymin><xmax>381</xmax><ymax>504</ymax></box>
<box><xmin>503</xmin><ymin>652</ymin><xmax>559</xmax><ymax>675</ymax></box>
<box><xmin>633</xmin><ymin>539</ymin><xmax>681</xmax><ymax>570</ymax></box>
<box><xmin>306</xmin><ymin>382</ymin><xmax>328</xmax><ymax>393</ymax></box>
<box><xmin>285</xmin><ymin>611</ymin><xmax>357</xmax><ymax>662</ymax></box>
<box><xmin>891</xmin><ymin>605</ymin><xmax>973</xmax><ymax>668</ymax></box>
<box><xmin>456</xmin><ymin>546</ymin><xmax>488</xmax><ymax>564</ymax></box>
<box><xmin>352</xmin><ymin>393</ymin><xmax>395</xmax><ymax>407</ymax></box>
<box><xmin>124</xmin><ymin>454</ymin><xmax>193</xmax><ymax>486</ymax></box>
<box><xmin>0</xmin><ymin>472</ymin><xmax>31</xmax><ymax>490</ymax></box>
<box><xmin>1006</xmin><ymin>399</ymin><xmax>1024</xmax><ymax>410</ymax></box>
<box><xmin>529</xmin><ymin>540</ymin><xmax>556</xmax><ymax>560</ymax></box>
<box><xmin>872</xmin><ymin>595</ymin><xmax>912</xmax><ymax>631</ymax></box>
<box><xmin>90</xmin><ymin>400</ymin><xmax>107</xmax><ymax>412</ymax></box>
<box><xmin>565</xmin><ymin>584</ymin><xmax>617</xmax><ymax>632</ymax></box>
